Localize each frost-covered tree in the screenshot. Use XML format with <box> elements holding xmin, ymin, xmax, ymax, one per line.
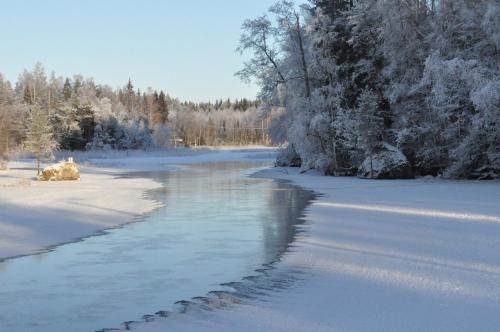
<box><xmin>236</xmin><ymin>15</ymin><xmax>286</xmax><ymax>104</ymax></box>
<box><xmin>24</xmin><ymin>106</ymin><xmax>58</xmax><ymax>175</ymax></box>
<box><xmin>32</xmin><ymin>76</ymin><xmax>267</xmax><ymax>150</ymax></box>
<box><xmin>152</xmin><ymin>124</ymin><xmax>171</xmax><ymax>148</ymax></box>
<box><xmin>240</xmin><ymin>0</ymin><xmax>499</xmax><ymax>179</ymax></box>
<box><xmin>270</xmin><ymin>0</ymin><xmax>311</xmax><ymax>98</ymax></box>
<box><xmin>0</xmin><ymin>76</ymin><xmax>14</xmax><ymax>162</ymax></box>
<box><xmin>357</xmin><ymin>89</ymin><xmax>384</xmax><ymax>178</ymax></box>
<box><xmin>62</xmin><ymin>78</ymin><xmax>72</xmax><ymax>101</ymax></box>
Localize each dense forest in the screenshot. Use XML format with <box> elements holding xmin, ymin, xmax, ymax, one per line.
<box><xmin>0</xmin><ymin>64</ymin><xmax>269</xmax><ymax>164</ymax></box>
<box><xmin>238</xmin><ymin>0</ymin><xmax>499</xmax><ymax>179</ymax></box>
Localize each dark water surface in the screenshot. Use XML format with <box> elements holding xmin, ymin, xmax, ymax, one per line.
<box><xmin>0</xmin><ymin>161</ymin><xmax>314</xmax><ymax>332</ymax></box>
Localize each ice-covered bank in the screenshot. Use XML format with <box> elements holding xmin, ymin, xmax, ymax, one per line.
<box><xmin>0</xmin><ymin>148</ymin><xmax>277</xmax><ymax>261</ymax></box>
<box><xmin>130</xmin><ymin>168</ymin><xmax>500</xmax><ymax>332</ymax></box>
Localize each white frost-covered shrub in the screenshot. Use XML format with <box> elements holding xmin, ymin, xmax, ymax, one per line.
<box><xmin>358</xmin><ymin>143</ymin><xmax>413</xmax><ymax>179</ymax></box>
<box><xmin>276</xmin><ymin>144</ymin><xmax>301</xmax><ymax>167</ymax></box>
<box><xmin>153</xmin><ymin>124</ymin><xmax>171</xmax><ymax>148</ymax></box>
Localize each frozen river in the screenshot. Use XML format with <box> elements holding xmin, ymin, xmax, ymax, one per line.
<box><xmin>0</xmin><ymin>161</ymin><xmax>314</xmax><ymax>332</ymax></box>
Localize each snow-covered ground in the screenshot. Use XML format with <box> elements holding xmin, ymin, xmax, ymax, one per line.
<box><xmin>0</xmin><ymin>163</ymin><xmax>161</xmax><ymax>260</ymax></box>
<box><xmin>127</xmin><ymin>167</ymin><xmax>500</xmax><ymax>332</ymax></box>
<box><xmin>0</xmin><ymin>148</ymin><xmax>277</xmax><ymax>261</ymax></box>
<box><xmin>2</xmin><ymin>148</ymin><xmax>500</xmax><ymax>331</ymax></box>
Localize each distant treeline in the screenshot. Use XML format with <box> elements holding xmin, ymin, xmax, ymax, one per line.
<box><xmin>0</xmin><ymin>65</ymin><xmax>270</xmax><ymax>160</ymax></box>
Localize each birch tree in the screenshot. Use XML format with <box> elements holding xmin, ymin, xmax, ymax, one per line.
<box><xmin>236</xmin><ymin>15</ymin><xmax>286</xmax><ymax>104</ymax></box>
<box><xmin>270</xmin><ymin>0</ymin><xmax>311</xmax><ymax>98</ymax></box>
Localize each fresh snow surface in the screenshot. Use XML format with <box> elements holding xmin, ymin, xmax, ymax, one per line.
<box><xmin>2</xmin><ymin>149</ymin><xmax>499</xmax><ymax>331</ymax></box>
<box><xmin>0</xmin><ymin>148</ymin><xmax>277</xmax><ymax>260</ymax></box>
<box><xmin>126</xmin><ymin>167</ymin><xmax>500</xmax><ymax>332</ymax></box>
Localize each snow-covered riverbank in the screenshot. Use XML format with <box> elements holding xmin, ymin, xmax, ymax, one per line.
<box><xmin>0</xmin><ymin>148</ymin><xmax>277</xmax><ymax>261</ymax></box>
<box><xmin>131</xmin><ymin>167</ymin><xmax>500</xmax><ymax>332</ymax></box>
<box><xmin>0</xmin><ymin>164</ymin><xmax>161</xmax><ymax>261</ymax></box>
<box><xmin>2</xmin><ymin>149</ymin><xmax>499</xmax><ymax>331</ymax></box>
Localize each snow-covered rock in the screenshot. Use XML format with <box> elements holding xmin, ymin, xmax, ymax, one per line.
<box><xmin>357</xmin><ymin>143</ymin><xmax>413</xmax><ymax>179</ymax></box>
<box><xmin>276</xmin><ymin>145</ymin><xmax>301</xmax><ymax>167</ymax></box>
<box><xmin>39</xmin><ymin>158</ymin><xmax>80</xmax><ymax>181</ymax></box>
<box><xmin>0</xmin><ymin>159</ymin><xmax>8</xmax><ymax>170</ymax></box>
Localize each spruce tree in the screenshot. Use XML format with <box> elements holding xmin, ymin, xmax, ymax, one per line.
<box><xmin>24</xmin><ymin>106</ymin><xmax>58</xmax><ymax>175</ymax></box>
<box><xmin>126</xmin><ymin>78</ymin><xmax>134</xmax><ymax>112</ymax></box>
<box><xmin>157</xmin><ymin>91</ymin><xmax>169</xmax><ymax>124</ymax></box>
<box><xmin>63</xmin><ymin>78</ymin><xmax>72</xmax><ymax>101</ymax></box>
<box><xmin>24</xmin><ymin>85</ymin><xmax>32</xmax><ymax>104</ymax></box>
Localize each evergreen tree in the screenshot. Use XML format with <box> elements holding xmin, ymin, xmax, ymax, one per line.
<box><xmin>63</xmin><ymin>78</ymin><xmax>72</xmax><ymax>101</ymax></box>
<box><xmin>23</xmin><ymin>85</ymin><xmax>32</xmax><ymax>104</ymax></box>
<box><xmin>24</xmin><ymin>106</ymin><xmax>58</xmax><ymax>175</ymax></box>
<box><xmin>73</xmin><ymin>76</ymin><xmax>82</xmax><ymax>96</ymax></box>
<box><xmin>126</xmin><ymin>78</ymin><xmax>134</xmax><ymax>112</ymax></box>
<box><xmin>312</xmin><ymin>0</ymin><xmax>352</xmax><ymax>18</ymax></box>
<box><xmin>156</xmin><ymin>91</ymin><xmax>169</xmax><ymax>124</ymax></box>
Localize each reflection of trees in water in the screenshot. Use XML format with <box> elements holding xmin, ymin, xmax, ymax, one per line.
<box><xmin>123</xmin><ymin>164</ymin><xmax>315</xmax><ymax>267</ymax></box>
<box><xmin>188</xmin><ymin>160</ymin><xmax>269</xmax><ymax>172</ymax></box>
<box><xmin>132</xmin><ymin>161</ymin><xmax>271</xmax><ymax>201</ymax></box>
<box><xmin>261</xmin><ymin>182</ymin><xmax>315</xmax><ymax>264</ymax></box>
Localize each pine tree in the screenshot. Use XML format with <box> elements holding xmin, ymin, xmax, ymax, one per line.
<box><xmin>24</xmin><ymin>85</ymin><xmax>33</xmax><ymax>104</ymax></box>
<box><xmin>73</xmin><ymin>77</ymin><xmax>82</xmax><ymax>96</ymax></box>
<box><xmin>126</xmin><ymin>78</ymin><xmax>134</xmax><ymax>112</ymax></box>
<box><xmin>63</xmin><ymin>78</ymin><xmax>72</xmax><ymax>101</ymax></box>
<box><xmin>156</xmin><ymin>91</ymin><xmax>169</xmax><ymax>124</ymax></box>
<box><xmin>24</xmin><ymin>106</ymin><xmax>58</xmax><ymax>175</ymax></box>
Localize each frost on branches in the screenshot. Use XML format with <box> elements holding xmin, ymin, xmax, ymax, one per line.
<box><xmin>238</xmin><ymin>0</ymin><xmax>500</xmax><ymax>179</ymax></box>
<box><xmin>0</xmin><ymin>66</ymin><xmax>269</xmax><ymax>159</ymax></box>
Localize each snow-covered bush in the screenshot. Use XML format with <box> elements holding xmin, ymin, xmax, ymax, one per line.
<box><xmin>276</xmin><ymin>144</ymin><xmax>301</xmax><ymax>167</ymax></box>
<box><xmin>357</xmin><ymin>143</ymin><xmax>413</xmax><ymax>179</ymax></box>
<box><xmin>152</xmin><ymin>124</ymin><xmax>171</xmax><ymax>148</ymax></box>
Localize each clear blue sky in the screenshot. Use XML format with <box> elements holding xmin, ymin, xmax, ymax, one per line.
<box><xmin>0</xmin><ymin>0</ymin><xmax>277</xmax><ymax>102</ymax></box>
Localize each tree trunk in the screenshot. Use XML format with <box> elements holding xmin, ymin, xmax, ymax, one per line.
<box><xmin>36</xmin><ymin>154</ymin><xmax>40</xmax><ymax>176</ymax></box>
<box><xmin>261</xmin><ymin>120</ymin><xmax>265</xmax><ymax>144</ymax></box>
<box><xmin>370</xmin><ymin>152</ymin><xmax>373</xmax><ymax>179</ymax></box>
<box><xmin>295</xmin><ymin>13</ymin><xmax>311</xmax><ymax>99</ymax></box>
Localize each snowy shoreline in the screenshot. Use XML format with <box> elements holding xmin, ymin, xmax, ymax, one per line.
<box><xmin>0</xmin><ymin>161</ymin><xmax>162</xmax><ymax>261</ymax></box>
<box><xmin>131</xmin><ymin>166</ymin><xmax>500</xmax><ymax>332</ymax></box>
<box><xmin>2</xmin><ymin>149</ymin><xmax>500</xmax><ymax>332</ymax></box>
